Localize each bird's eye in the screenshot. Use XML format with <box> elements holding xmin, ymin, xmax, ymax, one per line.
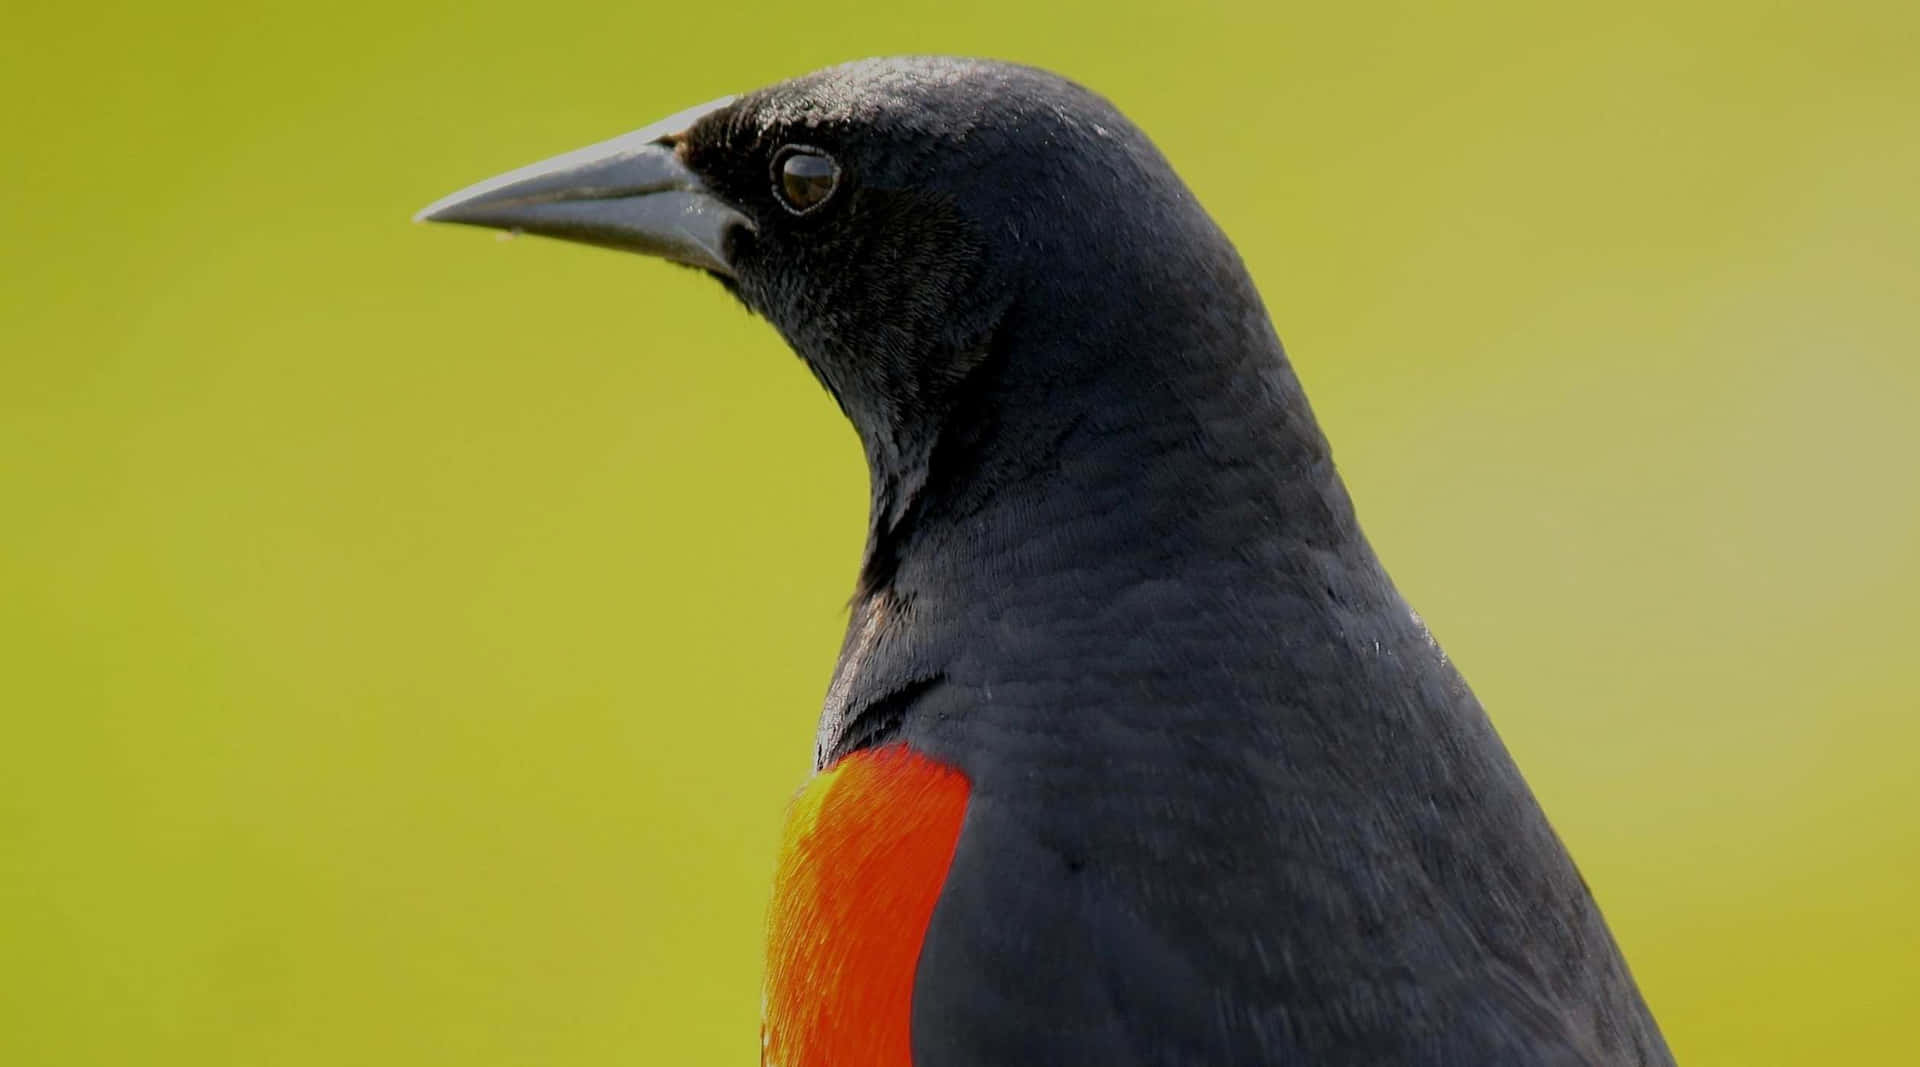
<box><xmin>774</xmin><ymin>148</ymin><xmax>840</xmax><ymax>215</ymax></box>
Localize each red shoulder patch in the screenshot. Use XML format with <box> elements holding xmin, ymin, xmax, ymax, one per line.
<box><xmin>764</xmin><ymin>743</ymin><xmax>971</xmax><ymax>1067</ymax></box>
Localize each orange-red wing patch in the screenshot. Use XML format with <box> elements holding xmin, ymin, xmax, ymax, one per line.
<box><xmin>764</xmin><ymin>744</ymin><xmax>971</xmax><ymax>1067</ymax></box>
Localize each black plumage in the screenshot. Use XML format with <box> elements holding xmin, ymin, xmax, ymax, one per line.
<box><xmin>421</xmin><ymin>56</ymin><xmax>1673</xmax><ymax>1066</ymax></box>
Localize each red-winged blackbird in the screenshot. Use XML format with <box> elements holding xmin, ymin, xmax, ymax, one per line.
<box><xmin>421</xmin><ymin>56</ymin><xmax>1673</xmax><ymax>1067</ymax></box>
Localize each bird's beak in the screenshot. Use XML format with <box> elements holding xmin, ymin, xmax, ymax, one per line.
<box><xmin>414</xmin><ymin>96</ymin><xmax>752</xmax><ymax>278</ymax></box>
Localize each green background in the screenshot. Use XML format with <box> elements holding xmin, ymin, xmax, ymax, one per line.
<box><xmin>5</xmin><ymin>1</ymin><xmax>1916</xmax><ymax>1063</ymax></box>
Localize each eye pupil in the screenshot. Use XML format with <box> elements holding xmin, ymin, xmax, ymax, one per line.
<box><xmin>777</xmin><ymin>150</ymin><xmax>839</xmax><ymax>213</ymax></box>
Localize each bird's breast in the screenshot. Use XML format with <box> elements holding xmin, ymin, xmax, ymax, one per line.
<box><xmin>763</xmin><ymin>743</ymin><xmax>970</xmax><ymax>1067</ymax></box>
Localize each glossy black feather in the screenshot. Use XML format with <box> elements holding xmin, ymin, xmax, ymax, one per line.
<box><xmin>679</xmin><ymin>56</ymin><xmax>1673</xmax><ymax>1066</ymax></box>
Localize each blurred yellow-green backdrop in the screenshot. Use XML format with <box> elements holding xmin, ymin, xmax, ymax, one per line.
<box><xmin>5</xmin><ymin>1</ymin><xmax>1916</xmax><ymax>1063</ymax></box>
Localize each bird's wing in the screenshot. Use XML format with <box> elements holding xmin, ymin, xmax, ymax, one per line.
<box><xmin>908</xmin><ymin>788</ymin><xmax>1614</xmax><ymax>1067</ymax></box>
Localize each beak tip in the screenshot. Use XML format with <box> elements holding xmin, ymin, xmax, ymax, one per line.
<box><xmin>413</xmin><ymin>196</ymin><xmax>465</xmax><ymax>225</ymax></box>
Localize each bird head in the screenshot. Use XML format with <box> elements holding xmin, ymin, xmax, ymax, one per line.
<box><xmin>418</xmin><ymin>59</ymin><xmax>1269</xmax><ymax>514</ymax></box>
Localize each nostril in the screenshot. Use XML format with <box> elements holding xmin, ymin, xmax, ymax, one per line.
<box><xmin>722</xmin><ymin>219</ymin><xmax>758</xmax><ymax>264</ymax></box>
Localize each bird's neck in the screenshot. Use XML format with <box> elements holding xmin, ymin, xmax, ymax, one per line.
<box><xmin>819</xmin><ymin>297</ymin><xmax>1402</xmax><ymax>766</ymax></box>
<box><xmin>860</xmin><ymin>267</ymin><xmax>1374</xmax><ymax>593</ymax></box>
